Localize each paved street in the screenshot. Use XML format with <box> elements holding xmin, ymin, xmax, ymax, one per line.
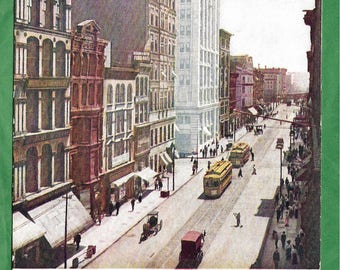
<box><xmin>58</xmin><ymin>104</ymin><xmax>305</xmax><ymax>269</ymax></box>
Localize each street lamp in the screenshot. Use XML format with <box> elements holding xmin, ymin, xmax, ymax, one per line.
<box><xmin>276</xmin><ymin>138</ymin><xmax>284</xmax><ymax>197</ymax></box>
<box><xmin>62</xmin><ymin>192</ymin><xmax>73</xmax><ymax>269</ymax></box>
<box><xmin>172</xmin><ymin>147</ymin><xmax>175</xmax><ymax>191</ymax></box>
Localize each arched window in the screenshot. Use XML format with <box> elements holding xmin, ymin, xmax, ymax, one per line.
<box><xmin>26</xmin><ymin>147</ymin><xmax>38</xmax><ymax>193</ymax></box>
<box><xmin>42</xmin><ymin>39</ymin><xmax>53</xmax><ymax>77</ymax></box>
<box><xmin>81</xmin><ymin>53</ymin><xmax>88</xmax><ymax>76</ymax></box>
<box><xmin>41</xmin><ymin>90</ymin><xmax>52</xmax><ymax>130</ymax></box>
<box><xmin>56</xmin><ymin>41</ymin><xmax>66</xmax><ymax>76</ymax></box>
<box><xmin>27</xmin><ymin>37</ymin><xmax>39</xmax><ymax>77</ymax></box>
<box><xmin>41</xmin><ymin>144</ymin><xmax>52</xmax><ymax>187</ymax></box>
<box><xmin>144</xmin><ymin>77</ymin><xmax>148</xmax><ymax>96</ymax></box>
<box><xmin>115</xmin><ymin>84</ymin><xmax>120</xmax><ymax>103</ymax></box>
<box><xmin>127</xmin><ymin>84</ymin><xmax>132</xmax><ymax>102</ymax></box>
<box><xmin>72</xmin><ymin>83</ymin><xmax>79</xmax><ymax>108</ymax></box>
<box><xmin>96</xmin><ymin>83</ymin><xmax>103</xmax><ymax>105</ymax></box>
<box><xmin>135</xmin><ymin>78</ymin><xmax>139</xmax><ymax>96</ymax></box>
<box><xmin>30</xmin><ymin>0</ymin><xmax>40</xmax><ymax>26</ymax></box>
<box><xmin>120</xmin><ymin>84</ymin><xmax>125</xmax><ymax>103</ymax></box>
<box><xmin>45</xmin><ymin>0</ymin><xmax>54</xmax><ymax>29</ymax></box>
<box><xmin>107</xmin><ymin>84</ymin><xmax>113</xmax><ymax>104</ymax></box>
<box><xmin>140</xmin><ymin>78</ymin><xmax>144</xmax><ymax>96</ymax></box>
<box><xmin>26</xmin><ymin>90</ymin><xmax>39</xmax><ymax>132</ymax></box>
<box><xmin>88</xmin><ymin>83</ymin><xmax>95</xmax><ymax>105</ymax></box>
<box><xmin>55</xmin><ymin>90</ymin><xmax>65</xmax><ymax>128</ymax></box>
<box><xmin>81</xmin><ymin>83</ymin><xmax>87</xmax><ymax>105</ymax></box>
<box><xmin>73</xmin><ymin>52</ymin><xmax>81</xmax><ymax>77</ymax></box>
<box><xmin>54</xmin><ymin>143</ymin><xmax>65</xmax><ymax>182</ymax></box>
<box><xmin>89</xmin><ymin>54</ymin><xmax>97</xmax><ymax>76</ymax></box>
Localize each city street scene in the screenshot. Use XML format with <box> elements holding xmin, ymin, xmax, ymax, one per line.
<box><xmin>12</xmin><ymin>0</ymin><xmax>320</xmax><ymax>269</ymax></box>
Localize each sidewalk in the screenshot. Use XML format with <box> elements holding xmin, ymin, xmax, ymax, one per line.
<box><xmin>58</xmin><ymin>127</ymin><xmax>250</xmax><ymax>268</ymax></box>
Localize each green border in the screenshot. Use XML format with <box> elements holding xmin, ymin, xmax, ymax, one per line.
<box><xmin>0</xmin><ymin>0</ymin><xmax>13</xmax><ymax>269</ymax></box>
<box><xmin>0</xmin><ymin>1</ymin><xmax>339</xmax><ymax>270</ymax></box>
<box><xmin>321</xmin><ymin>0</ymin><xmax>339</xmax><ymax>269</ymax></box>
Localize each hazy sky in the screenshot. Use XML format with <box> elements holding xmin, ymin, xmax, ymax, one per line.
<box><xmin>220</xmin><ymin>0</ymin><xmax>315</xmax><ymax>72</ymax></box>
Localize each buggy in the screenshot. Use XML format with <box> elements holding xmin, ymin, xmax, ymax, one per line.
<box><xmin>139</xmin><ymin>211</ymin><xmax>162</xmax><ymax>243</ymax></box>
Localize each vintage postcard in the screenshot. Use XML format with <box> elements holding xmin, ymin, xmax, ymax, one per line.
<box><xmin>3</xmin><ymin>0</ymin><xmax>332</xmax><ymax>269</ymax></box>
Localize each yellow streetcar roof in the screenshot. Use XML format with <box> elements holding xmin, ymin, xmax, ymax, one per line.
<box><xmin>204</xmin><ymin>160</ymin><xmax>232</xmax><ymax>178</ymax></box>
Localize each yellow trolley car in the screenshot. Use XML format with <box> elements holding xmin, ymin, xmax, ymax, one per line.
<box><xmin>228</xmin><ymin>142</ymin><xmax>251</xmax><ymax>168</ymax></box>
<box><xmin>203</xmin><ymin>160</ymin><xmax>233</xmax><ymax>198</ymax></box>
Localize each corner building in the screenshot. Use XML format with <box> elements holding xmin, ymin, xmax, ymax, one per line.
<box><xmin>175</xmin><ymin>0</ymin><xmax>220</xmax><ymax>156</ymax></box>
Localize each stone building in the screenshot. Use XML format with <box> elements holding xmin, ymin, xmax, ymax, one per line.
<box><xmin>259</xmin><ymin>67</ymin><xmax>287</xmax><ymax>105</ymax></box>
<box><xmin>219</xmin><ymin>29</ymin><xmax>232</xmax><ymax>138</ymax></box>
<box><xmin>12</xmin><ymin>1</ymin><xmax>92</xmax><ymax>268</ymax></box>
<box><xmin>175</xmin><ymin>0</ymin><xmax>220</xmax><ymax>156</ymax></box>
<box><xmin>69</xmin><ymin>20</ymin><xmax>108</xmax><ymax>219</ymax></box>
<box><xmin>230</xmin><ymin>55</ymin><xmax>255</xmax><ymax>125</ymax></box>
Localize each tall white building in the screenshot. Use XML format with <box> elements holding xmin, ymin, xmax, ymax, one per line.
<box><xmin>175</xmin><ymin>0</ymin><xmax>220</xmax><ymax>156</ymax></box>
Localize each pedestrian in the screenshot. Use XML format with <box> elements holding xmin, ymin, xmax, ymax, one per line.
<box><xmin>274</xmin><ymin>230</ymin><xmax>279</xmax><ymax>249</ymax></box>
<box><xmin>234</xmin><ymin>212</ymin><xmax>241</xmax><ymax>227</ymax></box>
<box><xmin>295</xmin><ymin>234</ymin><xmax>301</xmax><ymax>248</ymax></box>
<box><xmin>292</xmin><ymin>245</ymin><xmax>298</xmax><ymax>265</ymax></box>
<box><xmin>252</xmin><ymin>164</ymin><xmax>257</xmax><ymax>175</ymax></box>
<box><xmin>108</xmin><ymin>200</ymin><xmax>114</xmax><ymax>216</ymax></box>
<box><xmin>273</xmin><ymin>249</ymin><xmax>280</xmax><ymax>269</ymax></box>
<box><xmin>154</xmin><ymin>178</ymin><xmax>159</xmax><ymax>190</ymax></box>
<box><xmin>192</xmin><ymin>164</ymin><xmax>196</xmax><ymax>175</ymax></box>
<box><xmin>276</xmin><ymin>207</ymin><xmax>281</xmax><ymax>223</ymax></box>
<box><xmin>138</xmin><ymin>192</ymin><xmax>143</xmax><ymax>203</ymax></box>
<box><xmin>298</xmin><ymin>243</ymin><xmax>304</xmax><ymax>260</ymax></box>
<box><xmin>280</xmin><ymin>178</ymin><xmax>284</xmax><ymax>196</ymax></box>
<box><xmin>285</xmin><ymin>177</ymin><xmax>289</xmax><ymax>191</ymax></box>
<box><xmin>288</xmin><ymin>163</ymin><xmax>291</xmax><ymax>174</ymax></box>
<box><xmin>115</xmin><ymin>200</ymin><xmax>120</xmax><ymax>215</ymax></box>
<box><xmin>281</xmin><ymin>231</ymin><xmax>287</xmax><ymax>248</ymax></box>
<box><xmin>209</xmin><ymin>148</ymin><xmax>213</xmax><ymax>157</ymax></box>
<box><xmin>131</xmin><ymin>198</ymin><xmax>135</xmax><ymax>211</ymax></box>
<box><xmin>251</xmin><ymin>151</ymin><xmax>254</xmax><ymax>161</ymax></box>
<box><xmin>74</xmin><ymin>233</ymin><xmax>81</xmax><ymax>251</ymax></box>
<box><xmin>285</xmin><ymin>210</ymin><xmax>290</xmax><ymax>227</ymax></box>
<box><xmin>159</xmin><ymin>179</ymin><xmax>163</xmax><ymax>191</ymax></box>
<box><xmin>191</xmin><ymin>155</ymin><xmax>194</xmax><ymax>162</ymax></box>
<box><xmin>208</xmin><ymin>160</ymin><xmax>211</xmax><ymax>170</ymax></box>
<box><xmin>238</xmin><ymin>168</ymin><xmax>243</xmax><ymax>178</ymax></box>
<box><xmin>299</xmin><ymin>228</ymin><xmax>305</xmax><ymax>238</ymax></box>
<box><xmin>221</xmin><ymin>145</ymin><xmax>224</xmax><ymax>153</ymax></box>
<box><xmin>274</xmin><ymin>192</ymin><xmax>279</xmax><ymax>207</ymax></box>
<box><xmin>295</xmin><ymin>201</ymin><xmax>300</xmax><ymax>218</ymax></box>
<box><xmin>286</xmin><ymin>240</ymin><xmax>292</xmax><ymax>260</ymax></box>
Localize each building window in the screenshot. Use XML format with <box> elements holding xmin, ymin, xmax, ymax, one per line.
<box><xmin>107</xmin><ymin>112</ymin><xmax>112</xmax><ymax>135</ymax></box>
<box><xmin>27</xmin><ymin>36</ymin><xmax>39</xmax><ymax>77</ymax></box>
<box><xmin>127</xmin><ymin>84</ymin><xmax>132</xmax><ymax>101</ymax></box>
<box><xmin>42</xmin><ymin>39</ymin><xmax>53</xmax><ymax>77</ymax></box>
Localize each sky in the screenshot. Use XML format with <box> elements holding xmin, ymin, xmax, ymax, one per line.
<box><xmin>220</xmin><ymin>0</ymin><xmax>315</xmax><ymax>72</ymax></box>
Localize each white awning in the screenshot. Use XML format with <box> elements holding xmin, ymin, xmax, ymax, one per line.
<box><xmin>174</xmin><ymin>150</ymin><xmax>180</xmax><ymax>159</ymax></box>
<box><xmin>13</xmin><ymin>212</ymin><xmax>46</xmax><ymax>251</ymax></box>
<box><xmin>174</xmin><ymin>123</ymin><xmax>180</xmax><ymax>132</ymax></box>
<box><xmin>111</xmin><ymin>172</ymin><xmax>135</xmax><ymax>188</ymax></box>
<box><xmin>28</xmin><ymin>192</ymin><xmax>93</xmax><ymax>248</ymax></box>
<box><xmin>248</xmin><ymin>107</ymin><xmax>258</xmax><ymax>116</ymax></box>
<box><xmin>163</xmin><ymin>152</ymin><xmax>173</xmax><ymax>164</ymax></box>
<box><xmin>135</xmin><ymin>167</ymin><xmax>158</xmax><ymax>182</ymax></box>
<box><xmin>160</xmin><ymin>153</ymin><xmax>169</xmax><ymax>166</ymax></box>
<box><xmin>203</xmin><ymin>127</ymin><xmax>212</xmax><ymax>136</ymax></box>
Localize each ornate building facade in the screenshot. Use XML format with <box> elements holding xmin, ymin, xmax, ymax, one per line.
<box><xmin>219</xmin><ymin>29</ymin><xmax>232</xmax><ymax>138</ymax></box>
<box><xmin>70</xmin><ymin>20</ymin><xmax>107</xmax><ymax>218</ymax></box>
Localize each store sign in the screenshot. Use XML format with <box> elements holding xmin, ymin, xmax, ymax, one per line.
<box><xmin>133</xmin><ymin>51</ymin><xmax>150</xmax><ymax>62</ymax></box>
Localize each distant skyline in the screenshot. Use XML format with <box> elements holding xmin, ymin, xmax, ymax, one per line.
<box><xmin>220</xmin><ymin>0</ymin><xmax>315</xmax><ymax>72</ymax></box>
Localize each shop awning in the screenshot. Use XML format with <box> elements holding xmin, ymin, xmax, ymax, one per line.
<box><xmin>296</xmin><ymin>166</ymin><xmax>312</xmax><ymax>181</ymax></box>
<box><xmin>28</xmin><ymin>192</ymin><xmax>93</xmax><ymax>248</ymax></box>
<box><xmin>13</xmin><ymin>212</ymin><xmax>46</xmax><ymax>251</ymax></box>
<box><xmin>203</xmin><ymin>127</ymin><xmax>212</xmax><ymax>136</ymax></box>
<box><xmin>160</xmin><ymin>153</ymin><xmax>169</xmax><ymax>166</ymax></box>
<box><xmin>135</xmin><ymin>167</ymin><xmax>158</xmax><ymax>183</ymax></box>
<box><xmin>163</xmin><ymin>152</ymin><xmax>173</xmax><ymax>164</ymax></box>
<box><xmin>111</xmin><ymin>172</ymin><xmax>135</xmax><ymax>188</ymax></box>
<box><xmin>248</xmin><ymin>107</ymin><xmax>258</xmax><ymax>116</ymax></box>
